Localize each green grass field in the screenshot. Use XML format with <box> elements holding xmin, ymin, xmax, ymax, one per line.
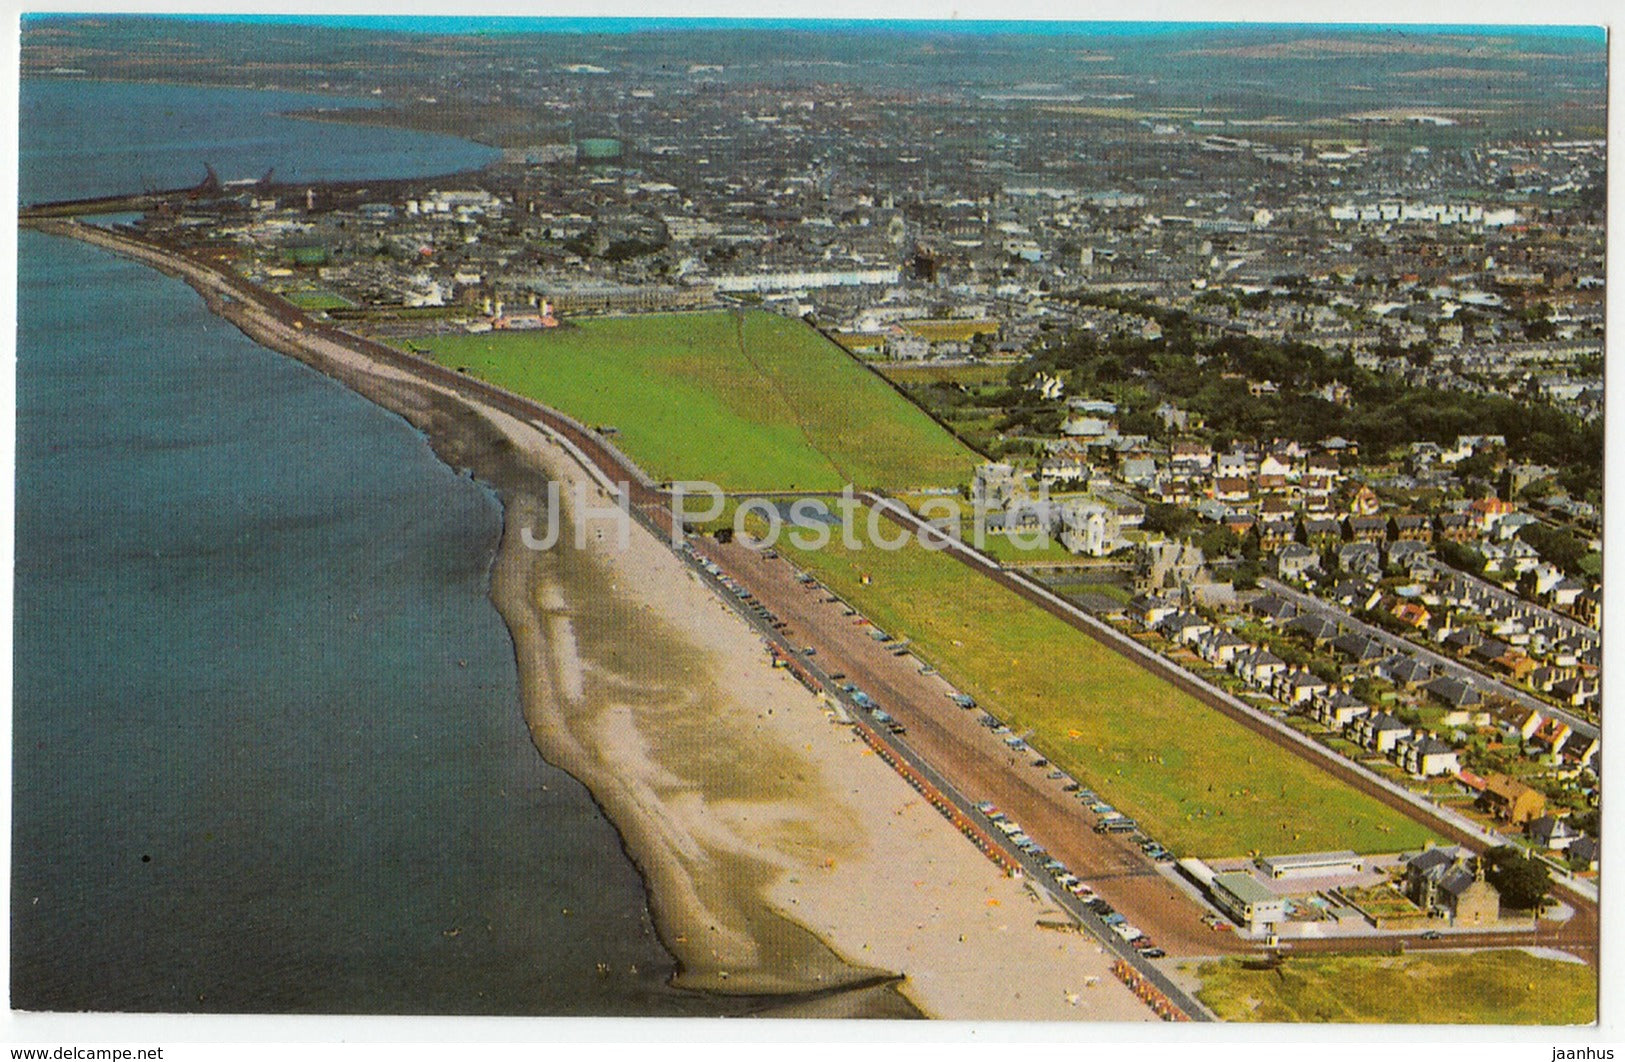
<box><xmin>1195</xmin><ymin>952</ymin><xmax>1597</xmax><ymax>1024</ymax></box>
<box><xmin>778</xmin><ymin>518</ymin><xmax>1435</xmax><ymax>858</ymax></box>
<box><xmin>417</xmin><ymin>310</ymin><xmax>976</xmax><ymax>492</ymax></box>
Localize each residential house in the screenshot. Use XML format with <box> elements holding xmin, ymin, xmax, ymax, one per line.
<box><xmin>1126</xmin><ymin>594</ymin><xmax>1177</xmax><ymax>630</ymax></box>
<box><xmin>1277</xmin><ymin>668</ymin><xmax>1330</xmax><ymax>706</ymax></box>
<box><xmin>1528</xmin><ymin>815</ymin><xmax>1580</xmax><ymax>852</ymax></box>
<box><xmin>1287</xmin><ymin>613</ymin><xmax>1340</xmax><ymax>644</ymax></box>
<box><xmin>1478</xmin><ymin>773</ymin><xmax>1547</xmax><ymax>825</ymax></box>
<box><xmin>1119</xmin><ymin>455</ymin><xmax>1158</xmax><ymax>487</ymax></box>
<box><xmin>1196</xmin><ymin>628</ymin><xmax>1251</xmax><ymax>667</ymax></box>
<box><xmin>1275</xmin><ymin>542</ymin><xmax>1321</xmax><ymax>581</ymax></box>
<box><xmin>1469</xmin><ymin>496</ymin><xmax>1517</xmax><ymax>534</ymax></box>
<box><xmin>1331</xmin><ymin>632</ymin><xmax>1386</xmax><ymax>665</ymax></box>
<box><xmin>1351</xmin><ymin>711</ymin><xmax>1412</xmax><ymax>753</ymax></box>
<box><xmin>1405</xmin><ymin>847</ymin><xmax>1500</xmax><ymax>926</ymax></box>
<box><xmin>1057</xmin><ymin>501</ymin><xmax>1123</xmax><ymax>557</ymax></box>
<box><xmin>1170</xmin><ymin>439</ymin><xmax>1214</xmax><ymax>473</ymax></box>
<box><xmin>1390</xmin><ymin>513</ymin><xmax>1433</xmax><ymax>542</ymax></box>
<box><xmin>1157</xmin><ymin>611</ymin><xmax>1213</xmax><ymax>646</ymax></box>
<box><xmin>1349</xmin><ymin>485</ymin><xmax>1382</xmax><ymax>517</ymax></box>
<box><xmin>1569</xmin><ymin>835</ymin><xmax>1599</xmax><ymax>872</ymax></box>
<box><xmin>1338</xmin><ymin>542</ymin><xmax>1383</xmax><ymax>579</ymax></box>
<box><xmin>1214</xmin><ymin>477</ymin><xmax>1252</xmax><ymax>504</ymax></box>
<box><xmin>1552</xmin><ymin>674</ymin><xmax>1600</xmax><ymax>709</ymax></box>
<box><xmin>1375</xmin><ymin>654</ymin><xmax>1432</xmax><ymax>690</ymax></box>
<box><xmin>1259</xmin><ymin>452</ymin><xmax>1296</xmax><ymax>480</ymax></box>
<box><xmin>1300</xmin><ymin>517</ymin><xmax>1342</xmax><ymax>548</ymax></box>
<box><xmin>1530</xmin><ymin>718</ymin><xmax>1573</xmax><ymax>757</ymax></box>
<box><xmin>1216</xmin><ymin>451</ymin><xmax>1253</xmax><ymax>479</ymax></box>
<box><xmin>1314</xmin><ymin>688</ymin><xmax>1370</xmax><ymax>728</ymax></box>
<box><xmin>1247</xmin><ymin>594</ymin><xmax>1298</xmax><ymax>623</ymax></box>
<box><xmin>1346</xmin><ymin>515</ymin><xmax>1388</xmax><ymax>544</ymax></box>
<box><xmin>1233</xmin><ymin>648</ymin><xmax>1289</xmax><ymax>687</ymax></box>
<box><xmin>1386</xmin><ymin>539</ymin><xmax>1433</xmax><ymax>573</ymax></box>
<box><xmin>1390</xmin><ymin>600</ymin><xmax>1432</xmax><ymax>629</ymax></box>
<box><xmin>1395</xmin><ymin>733</ymin><xmax>1461</xmax><ymax>777</ymax></box>
<box><xmin>1424</xmin><ymin>676</ymin><xmax>1481</xmax><ymax>711</ymax></box>
<box><xmin>1435</xmin><ymin>511</ymin><xmax>1477</xmax><ymax>543</ymax></box>
<box><xmin>1329</xmin><ymin>579</ymin><xmax>1382</xmax><ymax>612</ymax></box>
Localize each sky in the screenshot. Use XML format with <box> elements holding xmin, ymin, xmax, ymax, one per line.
<box><xmin>49</xmin><ymin>14</ymin><xmax>1605</xmax><ymax>41</ymax></box>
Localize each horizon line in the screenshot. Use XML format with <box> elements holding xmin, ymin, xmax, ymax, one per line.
<box><xmin>20</xmin><ymin>14</ymin><xmax>1609</xmax><ymax>43</ymax></box>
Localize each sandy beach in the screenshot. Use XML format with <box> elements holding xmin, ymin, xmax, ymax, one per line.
<box><xmin>32</xmin><ymin>218</ymin><xmax>1154</xmax><ymax>1021</ymax></box>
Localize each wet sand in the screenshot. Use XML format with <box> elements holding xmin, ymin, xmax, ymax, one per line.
<box><xmin>31</xmin><ymin>218</ymin><xmax>1153</xmax><ymax>1022</ymax></box>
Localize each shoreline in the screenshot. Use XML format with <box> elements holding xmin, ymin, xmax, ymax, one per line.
<box><xmin>26</xmin><ymin>218</ymin><xmax>1154</xmax><ymax>1022</ymax></box>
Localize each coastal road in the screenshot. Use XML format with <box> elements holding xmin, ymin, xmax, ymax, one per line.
<box><xmin>685</xmin><ymin>537</ymin><xmax>1218</xmax><ymax>1020</ymax></box>
<box><xmin>1260</xmin><ymin>577</ymin><xmax>1599</xmax><ymax>743</ymax></box>
<box><xmin>698</xmin><ymin>537</ymin><xmax>1251</xmax><ymax>964</ymax></box>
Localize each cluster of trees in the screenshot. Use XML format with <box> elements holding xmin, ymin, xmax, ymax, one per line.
<box><xmin>1481</xmin><ymin>846</ymin><xmax>1552</xmax><ymax>912</ymax></box>
<box><xmin>1517</xmin><ymin>521</ymin><xmax>1592</xmax><ymax>577</ymax></box>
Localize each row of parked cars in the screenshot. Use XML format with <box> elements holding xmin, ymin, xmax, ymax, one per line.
<box><xmin>1075</xmin><ymin>790</ymin><xmax>1176</xmax><ymax>863</ymax></box>
<box><xmin>840</xmin><ymin>682</ymin><xmax>906</xmax><ymax>735</ymax></box>
<box><xmin>970</xmin><ymin>800</ymin><xmax>1168</xmax><ymax>960</ymax></box>
<box><xmin>685</xmin><ymin>544</ymin><xmax>797</xmax><ymax>637</ymax></box>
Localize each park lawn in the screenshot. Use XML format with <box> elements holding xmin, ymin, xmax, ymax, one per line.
<box><xmin>417</xmin><ymin>310</ymin><xmax>976</xmax><ymax>492</ymax></box>
<box><xmin>1194</xmin><ymin>952</ymin><xmax>1596</xmax><ymax>1024</ymax></box>
<box><xmin>976</xmin><ymin>534</ymin><xmax>1078</xmax><ymax>565</ymax></box>
<box><xmin>779</xmin><ymin>517</ymin><xmax>1436</xmax><ymax>859</ymax></box>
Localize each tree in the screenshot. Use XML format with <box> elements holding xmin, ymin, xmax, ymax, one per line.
<box><xmin>1142</xmin><ymin>502</ymin><xmax>1197</xmax><ymax>538</ymax></box>
<box><xmin>1518</xmin><ymin>522</ymin><xmax>1589</xmax><ymax>576</ymax></box>
<box><xmin>1482</xmin><ymin>846</ymin><xmax>1552</xmax><ymax>911</ymax></box>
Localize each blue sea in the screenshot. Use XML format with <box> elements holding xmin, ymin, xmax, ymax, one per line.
<box><xmin>12</xmin><ymin>79</ymin><xmax>705</xmax><ymax>1015</ymax></box>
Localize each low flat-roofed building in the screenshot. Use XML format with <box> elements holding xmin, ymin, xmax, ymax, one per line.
<box><xmin>1260</xmin><ymin>850</ymin><xmax>1364</xmax><ymax>879</ymax></box>
<box><xmin>1211</xmin><ymin>871</ymin><xmax>1288</xmax><ymax>932</ymax></box>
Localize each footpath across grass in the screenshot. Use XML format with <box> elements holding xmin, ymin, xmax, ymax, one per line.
<box><xmin>418</xmin><ymin>310</ymin><xmax>976</xmax><ymax>492</ymax></box>
<box><xmin>1194</xmin><ymin>951</ymin><xmax>1597</xmax><ymax>1023</ymax></box>
<box><xmin>778</xmin><ymin>515</ymin><xmax>1435</xmax><ymax>859</ymax></box>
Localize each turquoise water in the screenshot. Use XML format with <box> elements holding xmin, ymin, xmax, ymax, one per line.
<box><xmin>12</xmin><ymin>81</ymin><xmax>702</xmax><ymax>1015</ymax></box>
